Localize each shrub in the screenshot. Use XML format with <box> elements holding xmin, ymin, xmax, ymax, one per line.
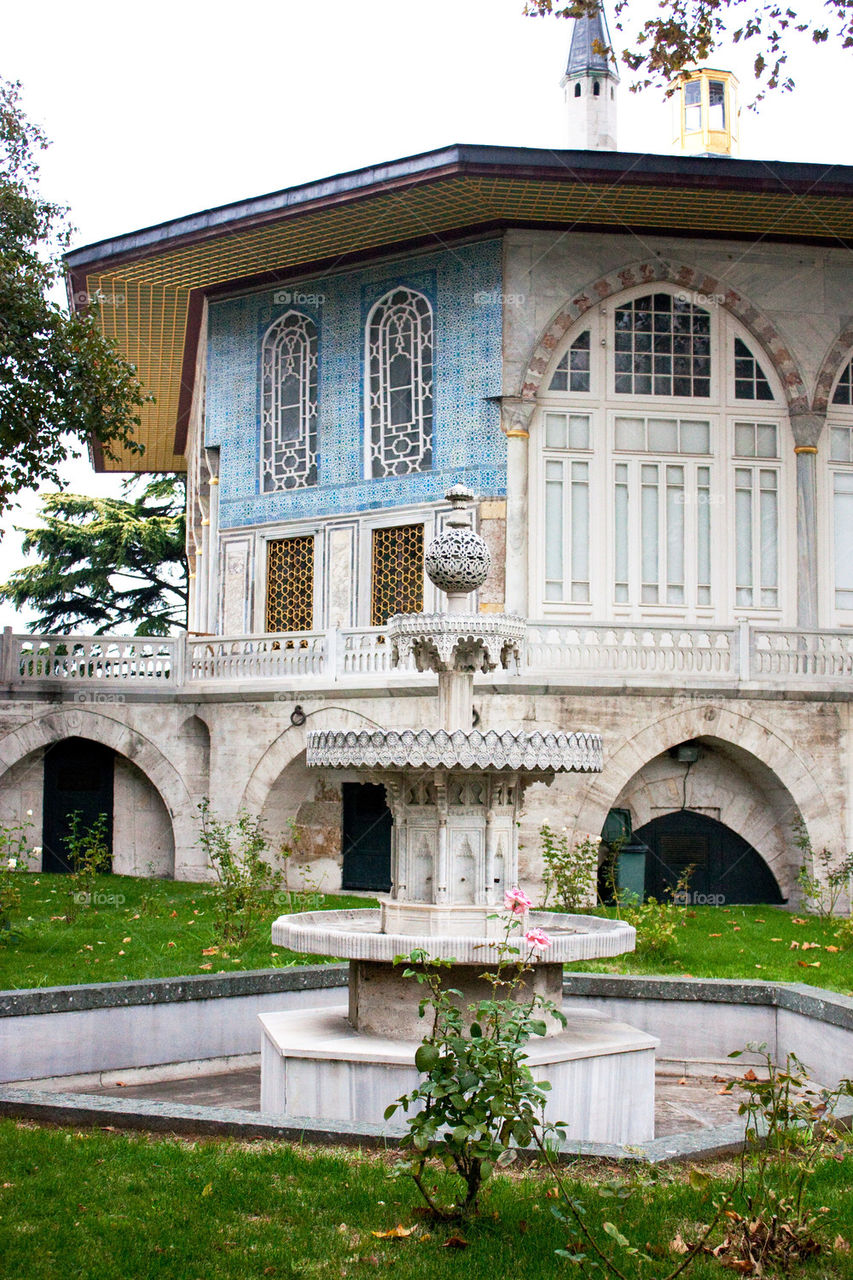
<box><xmin>0</xmin><ymin>816</ymin><xmax>32</xmax><ymax>937</ymax></box>
<box><xmin>197</xmin><ymin>799</ymin><xmax>283</xmax><ymax>945</ymax></box>
<box><xmin>64</xmin><ymin>811</ymin><xmax>111</xmax><ymax>921</ymax></box>
<box><xmin>540</xmin><ymin>824</ymin><xmax>600</xmax><ymax>912</ymax></box>
<box><xmin>386</xmin><ymin>903</ymin><xmax>565</xmax><ymax>1218</ymax></box>
<box><xmin>793</xmin><ymin>817</ymin><xmax>853</xmax><ymax>919</ymax></box>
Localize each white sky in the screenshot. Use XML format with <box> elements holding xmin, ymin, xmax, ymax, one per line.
<box><xmin>2</xmin><ymin>0</ymin><xmax>851</xmax><ymax>629</ymax></box>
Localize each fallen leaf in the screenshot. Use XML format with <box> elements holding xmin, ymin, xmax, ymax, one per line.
<box><xmin>742</xmin><ymin>1069</ymin><xmax>758</xmax><ymax>1081</ymax></box>
<box><xmin>755</xmin><ymin>918</ymin><xmax>766</xmax><ymax>923</ymax></box>
<box><xmin>671</xmin><ymin>1232</ymin><xmax>689</xmax><ymax>1255</ymax></box>
<box><xmin>678</xmin><ymin>1077</ymin><xmax>688</xmax><ymax>1085</ymax></box>
<box><xmin>170</xmin><ymin>910</ymin><xmax>177</xmax><ymax>917</ymax></box>
<box><xmin>797</xmin><ymin>960</ymin><xmax>821</xmax><ymax>968</ymax></box>
<box><xmin>826</xmin><ymin>945</ymin><xmax>840</xmax><ymax>953</ymax></box>
<box><xmin>732</xmin><ymin>926</ymin><xmax>741</xmax><ymax>932</ymax></box>
<box><xmin>201</xmin><ymin>947</ymin><xmax>219</xmax><ymax>956</ymax></box>
<box><xmin>370</xmin><ymin>1224</ymin><xmax>415</xmax><ymax>1239</ymax></box>
<box><xmin>771</xmin><ymin>937</ymin><xmax>783</xmax><ymax>941</ymax></box>
<box><xmin>708</xmin><ymin>932</ymin><xmax>722</xmax><ymax>938</ymax></box>
<box><xmin>790</xmin><ymin>941</ymin><xmax>800</xmax><ymax>950</ymax></box>
<box><xmin>167</xmin><ymin>941</ymin><xmax>176</xmax><ymax>948</ymax></box>
<box><xmin>122</xmin><ymin>936</ymin><xmax>131</xmax><ymax>943</ymax></box>
<box><xmin>117</xmin><ymin>950</ymin><xmax>125</xmax><ymax>956</ymax></box>
<box><xmin>834</xmin><ymin>1235</ymin><xmax>850</xmax><ymax>1252</ymax></box>
<box><xmin>443</xmin><ymin>1236</ymin><xmax>469</xmax><ymax>1250</ymax></box>
<box><xmin>201</xmin><ymin>1183</ymin><xmax>213</xmax><ymax>1197</ymax></box>
<box><xmin>199</xmin><ymin>963</ymin><xmax>212</xmax><ymax>971</ymax></box>
<box><xmin>792</xmin><ymin>917</ymin><xmax>807</xmax><ymax>925</ymax></box>
<box><xmin>717</xmin><ymin>1085</ymin><xmax>733</xmax><ymax>1095</ymax></box>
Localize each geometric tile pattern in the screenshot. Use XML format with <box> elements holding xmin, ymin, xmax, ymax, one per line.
<box><xmin>206</xmin><ymin>239</ymin><xmax>505</xmax><ymax>528</ymax></box>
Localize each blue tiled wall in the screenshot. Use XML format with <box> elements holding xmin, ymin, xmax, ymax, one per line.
<box><xmin>206</xmin><ymin>239</ymin><xmax>505</xmax><ymax>528</ymax></box>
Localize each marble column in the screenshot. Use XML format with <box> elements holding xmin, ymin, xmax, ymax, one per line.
<box><xmin>500</xmin><ymin>396</ymin><xmax>536</xmax><ymax>617</ymax></box>
<box><xmin>790</xmin><ymin>412</ymin><xmax>825</xmax><ymax>630</ymax></box>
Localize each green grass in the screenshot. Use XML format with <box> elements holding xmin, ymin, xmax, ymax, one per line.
<box><xmin>0</xmin><ymin>1121</ymin><xmax>851</xmax><ymax>1279</ymax></box>
<box><xmin>566</xmin><ymin>904</ymin><xmax>853</xmax><ymax>994</ymax></box>
<box><xmin>0</xmin><ymin>874</ymin><xmax>375</xmax><ymax>990</ymax></box>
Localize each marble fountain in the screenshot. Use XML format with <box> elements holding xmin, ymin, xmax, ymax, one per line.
<box><xmin>260</xmin><ymin>487</ymin><xmax>657</xmax><ymax>1144</ymax></box>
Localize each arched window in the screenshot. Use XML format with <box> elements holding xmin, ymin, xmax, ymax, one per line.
<box><xmin>828</xmin><ymin>355</ymin><xmax>853</xmax><ymax>616</ymax></box>
<box><xmin>261</xmin><ymin>312</ymin><xmax>318</xmax><ymax>493</ymax></box>
<box><xmin>534</xmin><ymin>287</ymin><xmax>789</xmax><ymax>623</ymax></box>
<box><xmin>574</xmin><ymin>82</ymin><xmax>581</xmax><ymax>98</ymax></box>
<box><xmin>366</xmin><ymin>287</ymin><xmax>433</xmax><ymax>478</ymax></box>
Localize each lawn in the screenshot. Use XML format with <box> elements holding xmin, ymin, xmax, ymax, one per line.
<box><xmin>1</xmin><ymin>877</ymin><xmax>852</xmax><ymax>995</ymax></box>
<box><xmin>567</xmin><ymin>904</ymin><xmax>853</xmax><ymax>995</ymax></box>
<box><xmin>0</xmin><ymin>1120</ymin><xmax>851</xmax><ymax>1280</ymax></box>
<box><xmin>0</xmin><ymin>873</ymin><xmax>375</xmax><ymax>990</ymax></box>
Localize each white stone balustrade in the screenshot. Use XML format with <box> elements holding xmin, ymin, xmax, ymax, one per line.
<box><xmin>3</xmin><ymin>621</ymin><xmax>852</xmax><ymax>691</ymax></box>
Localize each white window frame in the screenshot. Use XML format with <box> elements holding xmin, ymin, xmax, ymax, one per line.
<box><xmin>531</xmin><ymin>286</ymin><xmax>791</xmax><ymax>623</ymax></box>
<box><xmin>823</xmin><ymin>382</ymin><xmax>853</xmax><ymax>625</ymax></box>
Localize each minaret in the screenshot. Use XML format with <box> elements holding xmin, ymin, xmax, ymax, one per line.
<box><xmin>562</xmin><ymin>1</ymin><xmax>619</xmax><ymax>150</ymax></box>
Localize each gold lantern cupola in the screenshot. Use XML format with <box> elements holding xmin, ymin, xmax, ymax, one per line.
<box><xmin>672</xmin><ymin>68</ymin><xmax>739</xmax><ymax>157</ymax></box>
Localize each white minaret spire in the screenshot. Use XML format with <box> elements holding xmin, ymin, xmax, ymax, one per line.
<box><xmin>561</xmin><ymin>1</ymin><xmax>620</xmax><ymax>151</ymax></box>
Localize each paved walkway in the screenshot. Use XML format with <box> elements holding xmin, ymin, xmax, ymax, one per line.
<box><xmin>87</xmin><ymin>1068</ymin><xmax>744</xmax><ymax>1137</ymax></box>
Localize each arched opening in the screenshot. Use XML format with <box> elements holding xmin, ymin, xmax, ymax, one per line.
<box><xmin>633</xmin><ymin>810</ymin><xmax>784</xmax><ymax>905</ymax></box>
<box><xmin>42</xmin><ymin>737</ymin><xmax>114</xmax><ymax>873</ymax></box>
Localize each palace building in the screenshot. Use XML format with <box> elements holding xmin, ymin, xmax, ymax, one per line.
<box><xmin>2</xmin><ymin>6</ymin><xmax>852</xmax><ymax>907</ymax></box>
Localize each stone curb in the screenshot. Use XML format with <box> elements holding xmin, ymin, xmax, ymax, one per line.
<box><xmin>0</xmin><ymin>963</ymin><xmax>349</xmax><ymax>1018</ymax></box>
<box><xmin>562</xmin><ymin>974</ymin><xmax>853</xmax><ymax>1031</ymax></box>
<box><xmin>1</xmin><ymin>1087</ymin><xmax>849</xmax><ymax>1165</ymax></box>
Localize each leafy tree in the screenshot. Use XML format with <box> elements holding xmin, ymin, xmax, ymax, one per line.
<box><xmin>0</xmin><ymin>475</ymin><xmax>187</xmax><ymax>635</ymax></box>
<box><xmin>0</xmin><ymin>77</ymin><xmax>146</xmax><ymax>525</ymax></box>
<box><xmin>525</xmin><ymin>0</ymin><xmax>853</xmax><ymax>104</ymax></box>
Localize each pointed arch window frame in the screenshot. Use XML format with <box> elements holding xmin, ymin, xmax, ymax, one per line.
<box><xmin>365</xmin><ymin>286</ymin><xmax>434</xmax><ymax>480</ymax></box>
<box><xmin>260</xmin><ymin>310</ymin><xmax>319</xmax><ymax>494</ymax></box>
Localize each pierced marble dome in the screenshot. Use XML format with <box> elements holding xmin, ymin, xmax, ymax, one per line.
<box><xmin>425</xmin><ymin>486</ymin><xmax>491</xmax><ymax>593</ymax></box>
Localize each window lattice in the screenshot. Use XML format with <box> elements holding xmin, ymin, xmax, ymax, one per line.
<box><xmin>549</xmin><ymin>330</ymin><xmax>591</xmax><ymax>393</ymax></box>
<box><xmin>833</xmin><ymin>358</ymin><xmax>853</xmax><ymax>406</ymax></box>
<box><xmin>265</xmin><ymin>536</ymin><xmax>314</xmax><ymax>632</ymax></box>
<box><xmin>367</xmin><ymin>288</ymin><xmax>433</xmax><ymax>478</ymax></box>
<box><xmin>370</xmin><ymin>524</ymin><xmax>424</xmax><ymax>625</ymax></box>
<box><xmin>261</xmin><ymin>312</ymin><xmax>318</xmax><ymax>493</ymax></box>
<box><xmin>734</xmin><ymin>338</ymin><xmax>774</xmax><ymax>401</ymax></box>
<box><xmin>614</xmin><ymin>293</ymin><xmax>711</xmax><ymax>398</ymax></box>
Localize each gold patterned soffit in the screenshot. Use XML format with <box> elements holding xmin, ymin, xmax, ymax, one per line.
<box><xmin>79</xmin><ymin>174</ymin><xmax>853</xmax><ymax>472</ymax></box>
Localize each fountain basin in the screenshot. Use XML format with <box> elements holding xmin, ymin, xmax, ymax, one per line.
<box><xmin>271</xmin><ymin>907</ymin><xmax>635</xmax><ymax>963</ymax></box>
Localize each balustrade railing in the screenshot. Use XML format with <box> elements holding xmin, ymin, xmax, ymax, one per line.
<box><xmin>3</xmin><ymin>621</ymin><xmax>852</xmax><ymax>690</ymax></box>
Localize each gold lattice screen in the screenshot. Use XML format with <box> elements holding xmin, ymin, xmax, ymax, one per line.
<box><xmin>266</xmin><ymin>536</ymin><xmax>315</xmax><ymax>632</ymax></box>
<box><xmin>370</xmin><ymin>524</ymin><xmax>424</xmax><ymax>626</ymax></box>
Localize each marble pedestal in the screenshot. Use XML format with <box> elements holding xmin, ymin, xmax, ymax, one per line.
<box><xmin>259</xmin><ymin>1005</ymin><xmax>658</xmax><ymax>1145</ymax></box>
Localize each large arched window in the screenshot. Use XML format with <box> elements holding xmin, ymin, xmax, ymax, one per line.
<box><xmin>366</xmin><ymin>287</ymin><xmax>433</xmax><ymax>478</ymax></box>
<box><xmin>533</xmin><ymin>287</ymin><xmax>790</xmax><ymax>623</ymax></box>
<box><xmin>261</xmin><ymin>312</ymin><xmax>318</xmax><ymax>493</ymax></box>
<box><xmin>827</xmin><ymin>355</ymin><xmax>853</xmax><ymax>619</ymax></box>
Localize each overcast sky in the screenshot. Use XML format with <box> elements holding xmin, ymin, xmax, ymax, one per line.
<box><xmin>2</xmin><ymin>0</ymin><xmax>851</xmax><ymax>629</ymax></box>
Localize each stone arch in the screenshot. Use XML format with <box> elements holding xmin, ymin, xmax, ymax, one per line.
<box><xmin>180</xmin><ymin>713</ymin><xmax>211</xmax><ymax>796</ymax></box>
<box><xmin>813</xmin><ymin>326</ymin><xmax>853</xmax><ymax>412</ymax></box>
<box><xmin>0</xmin><ymin>708</ymin><xmax>198</xmax><ymax>876</ymax></box>
<box><xmin>241</xmin><ymin>706</ymin><xmax>383</xmax><ymax>813</ymax></box>
<box><xmin>518</xmin><ymin>258</ymin><xmax>809</xmax><ymax>412</ymax></box>
<box><xmin>570</xmin><ymin>703</ymin><xmax>838</xmax><ymax>889</ymax></box>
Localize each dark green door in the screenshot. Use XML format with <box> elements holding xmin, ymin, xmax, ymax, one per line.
<box><xmin>341</xmin><ymin>782</ymin><xmax>392</xmax><ymax>892</ymax></box>
<box><xmin>42</xmin><ymin>738</ymin><xmax>114</xmax><ymax>873</ymax></box>
<box><xmin>636</xmin><ymin>810</ymin><xmax>783</xmax><ymax>905</ymax></box>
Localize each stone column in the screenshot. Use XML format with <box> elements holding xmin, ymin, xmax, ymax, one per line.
<box><xmin>790</xmin><ymin>412</ymin><xmax>825</xmax><ymax>630</ymax></box>
<box><xmin>500</xmin><ymin>396</ymin><xmax>536</xmax><ymax>617</ymax></box>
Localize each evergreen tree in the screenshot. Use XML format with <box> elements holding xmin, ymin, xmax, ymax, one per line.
<box><xmin>0</xmin><ymin>476</ymin><xmax>187</xmax><ymax>635</ymax></box>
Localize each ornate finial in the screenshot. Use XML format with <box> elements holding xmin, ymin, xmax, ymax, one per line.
<box><xmin>425</xmin><ymin>489</ymin><xmax>490</xmax><ymax>597</ymax></box>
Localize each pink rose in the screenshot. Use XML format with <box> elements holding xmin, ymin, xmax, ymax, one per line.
<box><xmin>524</xmin><ymin>928</ymin><xmax>551</xmax><ymax>952</ymax></box>
<box><xmin>504</xmin><ymin>887</ymin><xmax>532</xmax><ymax>915</ymax></box>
